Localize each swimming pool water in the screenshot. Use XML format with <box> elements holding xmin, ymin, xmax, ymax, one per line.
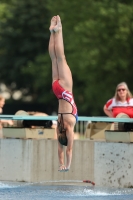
<box><xmin>0</xmin><ymin>181</ymin><xmax>133</xmax><ymax>200</ymax></box>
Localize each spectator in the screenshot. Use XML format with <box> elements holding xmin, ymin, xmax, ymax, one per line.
<box><xmin>0</xmin><ymin>95</ymin><xmax>13</xmax><ymax>138</ymax></box>
<box><xmin>103</xmin><ymin>82</ymin><xmax>133</xmax><ymax>118</ymax></box>
<box><xmin>28</xmin><ymin>111</ymin><xmax>57</xmax><ymax>129</ymax></box>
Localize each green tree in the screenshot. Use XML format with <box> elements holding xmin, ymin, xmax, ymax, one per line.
<box><xmin>0</xmin><ymin>0</ymin><xmax>133</xmax><ymax>116</ymax></box>
<box><xmin>46</xmin><ymin>0</ymin><xmax>133</xmax><ymax>115</ymax></box>
<box><xmin>0</xmin><ymin>0</ymin><xmax>50</xmax><ymax>100</ymax></box>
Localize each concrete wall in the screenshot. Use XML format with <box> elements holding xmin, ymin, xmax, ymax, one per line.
<box><xmin>94</xmin><ymin>142</ymin><xmax>133</xmax><ymax>188</ymax></box>
<box><xmin>0</xmin><ymin>138</ymin><xmax>133</xmax><ymax>188</ymax></box>
<box><xmin>0</xmin><ymin>139</ymin><xmax>94</xmax><ymax>183</ymax></box>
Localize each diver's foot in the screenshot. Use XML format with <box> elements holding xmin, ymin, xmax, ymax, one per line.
<box><xmin>49</xmin><ymin>16</ymin><xmax>57</xmax><ymax>32</ymax></box>
<box><xmin>54</xmin><ymin>15</ymin><xmax>62</xmax><ymax>32</ymax></box>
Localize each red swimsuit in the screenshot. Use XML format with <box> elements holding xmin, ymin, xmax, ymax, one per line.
<box><xmin>52</xmin><ymin>80</ymin><xmax>78</xmax><ymax>121</ymax></box>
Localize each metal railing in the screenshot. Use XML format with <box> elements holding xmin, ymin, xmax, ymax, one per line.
<box><xmin>74</xmin><ymin>120</ymin><xmax>90</xmax><ymax>135</ymax></box>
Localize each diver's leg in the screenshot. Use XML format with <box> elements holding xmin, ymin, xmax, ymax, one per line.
<box><xmin>48</xmin><ymin>16</ymin><xmax>59</xmax><ymax>82</ymax></box>
<box><xmin>54</xmin><ymin>15</ymin><xmax>73</xmax><ymax>91</ymax></box>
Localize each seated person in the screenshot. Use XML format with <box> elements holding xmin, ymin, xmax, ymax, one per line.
<box><xmin>0</xmin><ymin>95</ymin><xmax>13</xmax><ymax>138</ymax></box>
<box><xmin>103</xmin><ymin>82</ymin><xmax>133</xmax><ymax>118</ymax></box>
<box><xmin>0</xmin><ymin>95</ymin><xmax>13</xmax><ymax>128</ymax></box>
<box><xmin>28</xmin><ymin>111</ymin><xmax>57</xmax><ymax>129</ymax></box>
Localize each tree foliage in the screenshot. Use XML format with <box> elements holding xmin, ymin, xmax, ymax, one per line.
<box><xmin>46</xmin><ymin>0</ymin><xmax>133</xmax><ymax>115</ymax></box>
<box><xmin>0</xmin><ymin>0</ymin><xmax>133</xmax><ymax>115</ymax></box>
<box><xmin>0</xmin><ymin>0</ymin><xmax>51</xmax><ymax>99</ymax></box>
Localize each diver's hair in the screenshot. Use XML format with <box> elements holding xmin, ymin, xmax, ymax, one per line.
<box><xmin>114</xmin><ymin>82</ymin><xmax>132</xmax><ymax>102</ymax></box>
<box><xmin>58</xmin><ymin>133</ymin><xmax>68</xmax><ymax>146</ymax></box>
